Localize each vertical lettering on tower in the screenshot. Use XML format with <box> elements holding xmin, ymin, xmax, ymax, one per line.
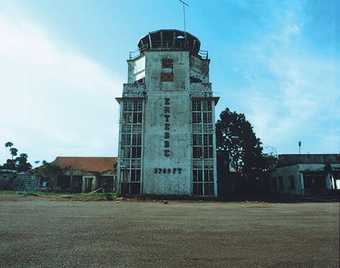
<box><xmin>164</xmin><ymin>98</ymin><xmax>171</xmax><ymax>157</ymax></box>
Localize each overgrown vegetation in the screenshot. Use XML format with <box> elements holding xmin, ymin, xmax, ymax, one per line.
<box><xmin>216</xmin><ymin>108</ymin><xmax>278</xmax><ymax>195</ymax></box>
<box><xmin>1</xmin><ymin>142</ymin><xmax>32</xmax><ymax>172</ymax></box>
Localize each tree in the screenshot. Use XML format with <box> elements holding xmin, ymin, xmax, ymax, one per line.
<box><xmin>5</xmin><ymin>142</ymin><xmax>13</xmax><ymax>148</ymax></box>
<box><xmin>16</xmin><ymin>153</ymin><xmax>32</xmax><ymax>172</ymax></box>
<box><xmin>1</xmin><ymin>142</ymin><xmax>32</xmax><ymax>172</ymax></box>
<box><xmin>10</xmin><ymin>147</ymin><xmax>18</xmax><ymax>160</ymax></box>
<box><xmin>216</xmin><ymin>108</ymin><xmax>266</xmax><ymax>193</ymax></box>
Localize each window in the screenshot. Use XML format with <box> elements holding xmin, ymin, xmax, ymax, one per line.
<box><xmin>122</xmin><ymin>169</ymin><xmax>130</xmax><ymax>182</ymax></box>
<box><xmin>120</xmin><ymin>98</ymin><xmax>143</xmax><ymax>196</ymax></box>
<box><xmin>192</xmin><ymin>99</ymin><xmax>215</xmax><ymax>196</ymax></box>
<box><xmin>192</xmin><ymin>100</ymin><xmax>201</xmax><ymax>111</ymax></box>
<box><xmin>190</xmin><ymin>76</ymin><xmax>202</xmax><ymax>83</ymax></box>
<box><xmin>132</xmin><ymin>134</ymin><xmax>141</xmax><ymax>145</ymax></box>
<box><xmin>133</xmin><ymin>112</ymin><xmax>142</xmax><ymax>123</ymax></box>
<box><xmin>193</xmin><ymin>147</ymin><xmax>203</xmax><ymax>158</ymax></box>
<box><xmin>202</xmin><ymin>100</ymin><xmax>212</xmax><ymax>111</ymax></box>
<box><xmin>162</xmin><ymin>58</ymin><xmax>173</xmax><ymax>68</ymax></box>
<box><xmin>121</xmin><ymin>147</ymin><xmax>130</xmax><ymax>158</ymax></box>
<box><xmin>193</xmin><ymin>183</ymin><xmax>203</xmax><ymax>195</ymax></box>
<box><xmin>192</xmin><ymin>112</ymin><xmax>202</xmax><ymax>123</ymax></box>
<box><xmin>123</xmin><ymin>100</ymin><xmax>133</xmax><ymax>111</ymax></box>
<box><xmin>203</xmin><ymin>146</ymin><xmax>213</xmax><ymax>158</ymax></box>
<box><xmin>204</xmin><ymin>170</ymin><xmax>213</xmax><ymax>182</ymax></box>
<box><xmin>193</xmin><ymin>170</ymin><xmax>203</xmax><ymax>182</ymax></box>
<box><xmin>204</xmin><ymin>183</ymin><xmax>214</xmax><ymax>196</ymax></box>
<box><xmin>133</xmin><ymin>100</ymin><xmax>142</xmax><ymax>111</ymax></box>
<box><xmin>203</xmin><ymin>134</ymin><xmax>213</xmax><ymax>146</ymax></box>
<box><xmin>203</xmin><ymin>112</ymin><xmax>212</xmax><ymax>123</ymax></box>
<box><xmin>123</xmin><ymin>113</ymin><xmax>132</xmax><ymax>123</ymax></box>
<box><xmin>121</xmin><ymin>134</ymin><xmax>131</xmax><ymax>145</ymax></box>
<box><xmin>131</xmin><ymin>147</ymin><xmax>141</xmax><ymax>158</ymax></box>
<box><xmin>160</xmin><ymin>72</ymin><xmax>174</xmax><ymax>82</ymax></box>
<box><xmin>193</xmin><ymin>134</ymin><xmax>202</xmax><ymax>146</ymax></box>
<box><xmin>131</xmin><ymin>169</ymin><xmax>141</xmax><ymax>182</ymax></box>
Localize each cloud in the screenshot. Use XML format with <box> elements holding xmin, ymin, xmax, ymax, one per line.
<box><xmin>226</xmin><ymin>4</ymin><xmax>340</xmax><ymax>153</ymax></box>
<box><xmin>0</xmin><ymin>13</ymin><xmax>122</xmax><ymax>164</ymax></box>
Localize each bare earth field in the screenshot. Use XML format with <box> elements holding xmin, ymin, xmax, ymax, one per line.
<box><xmin>0</xmin><ymin>195</ymin><xmax>339</xmax><ymax>268</ymax></box>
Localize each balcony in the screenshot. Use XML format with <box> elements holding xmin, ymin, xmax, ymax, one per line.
<box><xmin>123</xmin><ymin>83</ymin><xmax>146</xmax><ymax>97</ymax></box>
<box><xmin>190</xmin><ymin>83</ymin><xmax>212</xmax><ymax>97</ymax></box>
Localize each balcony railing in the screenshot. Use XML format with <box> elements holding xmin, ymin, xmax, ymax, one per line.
<box><xmin>190</xmin><ymin>83</ymin><xmax>211</xmax><ymax>92</ymax></box>
<box><xmin>129</xmin><ymin>42</ymin><xmax>209</xmax><ymax>60</ymax></box>
<box><xmin>123</xmin><ymin>83</ymin><xmax>146</xmax><ymax>97</ymax></box>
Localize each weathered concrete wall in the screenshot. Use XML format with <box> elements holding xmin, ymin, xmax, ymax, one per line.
<box><xmin>142</xmin><ymin>51</ymin><xmax>192</xmax><ymax>195</ymax></box>
<box><xmin>272</xmin><ymin>163</ymin><xmax>340</xmax><ymax>195</ymax></box>
<box><xmin>272</xmin><ymin>165</ymin><xmax>303</xmax><ymax>195</ymax></box>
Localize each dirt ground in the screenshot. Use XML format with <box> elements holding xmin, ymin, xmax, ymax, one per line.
<box><xmin>0</xmin><ymin>196</ymin><xmax>339</xmax><ymax>268</ymax></box>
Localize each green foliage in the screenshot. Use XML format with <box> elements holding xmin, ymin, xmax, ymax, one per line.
<box><xmin>5</xmin><ymin>142</ymin><xmax>13</xmax><ymax>148</ymax></box>
<box><xmin>9</xmin><ymin>147</ymin><xmax>18</xmax><ymax>159</ymax></box>
<box><xmin>16</xmin><ymin>153</ymin><xmax>32</xmax><ymax>172</ymax></box>
<box><xmin>1</xmin><ymin>142</ymin><xmax>32</xmax><ymax>172</ymax></box>
<box><xmin>216</xmin><ymin>108</ymin><xmax>264</xmax><ymax>177</ymax></box>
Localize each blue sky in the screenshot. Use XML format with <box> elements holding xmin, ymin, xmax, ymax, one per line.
<box><xmin>0</xmin><ymin>0</ymin><xmax>339</xmax><ymax>164</ymax></box>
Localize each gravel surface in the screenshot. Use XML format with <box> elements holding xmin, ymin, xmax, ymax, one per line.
<box><xmin>0</xmin><ymin>198</ymin><xmax>339</xmax><ymax>267</ymax></box>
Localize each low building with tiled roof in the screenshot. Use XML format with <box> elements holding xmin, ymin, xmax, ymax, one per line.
<box><xmin>50</xmin><ymin>156</ymin><xmax>117</xmax><ymax>193</ymax></box>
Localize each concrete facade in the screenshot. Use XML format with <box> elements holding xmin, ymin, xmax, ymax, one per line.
<box><xmin>116</xmin><ymin>30</ymin><xmax>219</xmax><ymax>197</ymax></box>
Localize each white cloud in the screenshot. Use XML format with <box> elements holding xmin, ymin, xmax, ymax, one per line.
<box><xmin>0</xmin><ymin>13</ymin><xmax>123</xmax><ymax>164</ymax></box>
<box><xmin>228</xmin><ymin>9</ymin><xmax>340</xmax><ymax>153</ymax></box>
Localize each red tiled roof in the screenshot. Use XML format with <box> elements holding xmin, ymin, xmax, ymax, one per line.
<box><xmin>53</xmin><ymin>157</ymin><xmax>117</xmax><ymax>173</ymax></box>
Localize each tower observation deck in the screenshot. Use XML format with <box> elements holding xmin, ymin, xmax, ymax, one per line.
<box><xmin>129</xmin><ymin>29</ymin><xmax>208</xmax><ymax>60</ymax></box>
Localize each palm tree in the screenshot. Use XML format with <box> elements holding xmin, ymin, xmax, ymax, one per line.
<box><xmin>5</xmin><ymin>142</ymin><xmax>13</xmax><ymax>148</ymax></box>
<box><xmin>10</xmin><ymin>147</ymin><xmax>18</xmax><ymax>160</ymax></box>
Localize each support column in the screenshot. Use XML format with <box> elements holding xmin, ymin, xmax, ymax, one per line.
<box><xmin>70</xmin><ymin>175</ymin><xmax>73</xmax><ymax>192</ymax></box>
<box><xmin>81</xmin><ymin>176</ymin><xmax>86</xmax><ymax>193</ymax></box>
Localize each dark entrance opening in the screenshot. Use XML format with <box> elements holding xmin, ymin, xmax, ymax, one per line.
<box><xmin>303</xmin><ymin>172</ymin><xmax>326</xmax><ymax>195</ymax></box>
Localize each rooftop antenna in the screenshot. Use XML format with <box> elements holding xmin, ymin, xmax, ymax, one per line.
<box><xmin>179</xmin><ymin>0</ymin><xmax>189</xmax><ymax>33</ymax></box>
<box><xmin>298</xmin><ymin>141</ymin><xmax>302</xmax><ymax>154</ymax></box>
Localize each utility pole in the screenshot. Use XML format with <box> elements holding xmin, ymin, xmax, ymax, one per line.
<box><xmin>298</xmin><ymin>141</ymin><xmax>302</xmax><ymax>154</ymax></box>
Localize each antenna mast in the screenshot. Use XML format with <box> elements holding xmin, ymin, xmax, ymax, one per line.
<box><xmin>179</xmin><ymin>0</ymin><xmax>189</xmax><ymax>32</ymax></box>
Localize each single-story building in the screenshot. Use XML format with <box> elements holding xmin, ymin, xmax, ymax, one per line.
<box><xmin>51</xmin><ymin>157</ymin><xmax>117</xmax><ymax>193</ymax></box>
<box><xmin>271</xmin><ymin>154</ymin><xmax>340</xmax><ymax>195</ymax></box>
<box><xmin>0</xmin><ymin>169</ymin><xmax>38</xmax><ymax>192</ymax></box>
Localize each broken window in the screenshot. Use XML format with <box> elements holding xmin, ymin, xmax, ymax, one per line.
<box><xmin>162</xmin><ymin>58</ymin><xmax>173</xmax><ymax>68</ymax></box>
<box><xmin>193</xmin><ymin>134</ymin><xmax>202</xmax><ymax>146</ymax></box>
<box><xmin>192</xmin><ymin>112</ymin><xmax>202</xmax><ymax>123</ymax></box>
<box><xmin>202</xmin><ymin>100</ymin><xmax>212</xmax><ymax>111</ymax></box>
<box><xmin>119</xmin><ymin>98</ymin><xmax>143</xmax><ymax>195</ymax></box>
<box><xmin>203</xmin><ymin>112</ymin><xmax>212</xmax><ymax>123</ymax></box>
<box><xmin>193</xmin><ymin>147</ymin><xmax>203</xmax><ymax>158</ymax></box>
<box><xmin>192</xmin><ymin>99</ymin><xmax>215</xmax><ymax>196</ymax></box>
<box><xmin>160</xmin><ymin>72</ymin><xmax>174</xmax><ymax>82</ymax></box>
<box><xmin>133</xmin><ymin>112</ymin><xmax>142</xmax><ymax>123</ymax></box>
<box><xmin>121</xmin><ymin>134</ymin><xmax>131</xmax><ymax>145</ymax></box>
<box><xmin>192</xmin><ymin>99</ymin><xmax>201</xmax><ymax>111</ymax></box>
<box><xmin>190</xmin><ymin>76</ymin><xmax>202</xmax><ymax>83</ymax></box>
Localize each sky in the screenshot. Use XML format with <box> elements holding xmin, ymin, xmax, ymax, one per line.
<box><xmin>0</xmin><ymin>0</ymin><xmax>339</xmax><ymax>165</ymax></box>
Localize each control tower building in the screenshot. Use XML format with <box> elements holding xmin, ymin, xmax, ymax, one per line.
<box><xmin>116</xmin><ymin>29</ymin><xmax>219</xmax><ymax>197</ymax></box>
